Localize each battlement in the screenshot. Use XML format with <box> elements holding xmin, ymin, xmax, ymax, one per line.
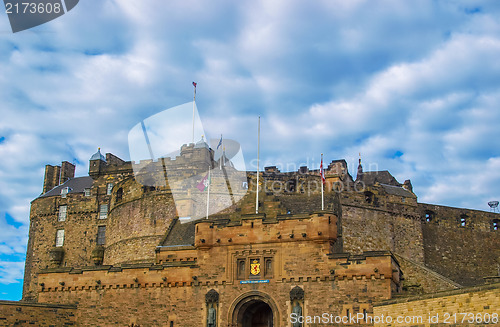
<box><xmin>193</xmin><ymin>211</ymin><xmax>338</xmax><ymax>248</ymax></box>
<box><xmin>419</xmin><ymin>202</ymin><xmax>499</xmax><ymax>231</ymax></box>
<box><xmin>329</xmin><ymin>251</ymin><xmax>401</xmax><ymax>284</ymax></box>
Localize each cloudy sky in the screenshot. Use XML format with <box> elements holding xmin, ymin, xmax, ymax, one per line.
<box><xmin>1</xmin><ymin>0</ymin><xmax>500</xmax><ymax>300</ymax></box>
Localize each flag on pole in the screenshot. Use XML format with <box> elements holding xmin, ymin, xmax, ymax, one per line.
<box><xmin>192</xmin><ymin>81</ymin><xmax>197</xmax><ymax>88</ymax></box>
<box><xmin>197</xmin><ymin>172</ymin><xmax>210</xmax><ymax>192</ymax></box>
<box><xmin>320</xmin><ymin>156</ymin><xmax>325</xmax><ymax>184</ymax></box>
<box><xmin>320</xmin><ymin>153</ymin><xmax>325</xmax><ymax>211</ymax></box>
<box><xmin>217</xmin><ymin>134</ymin><xmax>223</xmax><ymax>150</ymax></box>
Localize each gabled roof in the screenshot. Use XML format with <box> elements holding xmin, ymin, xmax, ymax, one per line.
<box><xmin>362</xmin><ymin>171</ymin><xmax>400</xmax><ymax>186</ymax></box>
<box><xmin>39</xmin><ymin>176</ymin><xmax>93</xmax><ymax>198</ymax></box>
<box><xmin>380</xmin><ymin>183</ymin><xmax>416</xmax><ymax>198</ymax></box>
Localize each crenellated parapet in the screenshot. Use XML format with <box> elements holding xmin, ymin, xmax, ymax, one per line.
<box><xmin>193</xmin><ymin>211</ymin><xmax>338</xmax><ymax>249</ymax></box>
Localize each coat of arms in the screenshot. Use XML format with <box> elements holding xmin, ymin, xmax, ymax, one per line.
<box><xmin>250</xmin><ymin>259</ymin><xmax>260</xmax><ymax>275</ymax></box>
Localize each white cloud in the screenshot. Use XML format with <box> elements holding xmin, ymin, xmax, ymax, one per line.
<box><xmin>1</xmin><ymin>0</ymin><xmax>500</xmax><ymax>299</ymax></box>
<box><xmin>0</xmin><ymin>261</ymin><xmax>25</xmax><ymax>285</ymax></box>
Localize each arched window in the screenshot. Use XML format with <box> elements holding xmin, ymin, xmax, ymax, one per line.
<box><xmin>116</xmin><ymin>188</ymin><xmax>123</xmax><ymax>202</ymax></box>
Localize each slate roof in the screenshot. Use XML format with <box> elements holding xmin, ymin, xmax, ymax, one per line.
<box><xmin>160</xmin><ymin>218</ymin><xmax>196</xmax><ymax>247</ymax></box>
<box><xmin>90</xmin><ymin>148</ymin><xmax>106</xmax><ymax>161</ymax></box>
<box><xmin>362</xmin><ymin>171</ymin><xmax>400</xmax><ymax>186</ymax></box>
<box><xmin>40</xmin><ymin>176</ymin><xmax>93</xmax><ymax>198</ymax></box>
<box><xmin>380</xmin><ymin>183</ymin><xmax>416</xmax><ymax>198</ymax></box>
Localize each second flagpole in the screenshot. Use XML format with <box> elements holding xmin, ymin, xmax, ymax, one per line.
<box><xmin>321</xmin><ymin>153</ymin><xmax>324</xmax><ymax>211</ymax></box>
<box><xmin>256</xmin><ymin>116</ymin><xmax>260</xmax><ymax>214</ymax></box>
<box><xmin>206</xmin><ymin>163</ymin><xmax>211</xmax><ymax>219</ymax></box>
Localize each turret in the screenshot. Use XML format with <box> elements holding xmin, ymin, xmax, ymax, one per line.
<box><xmin>89</xmin><ymin>148</ymin><xmax>107</xmax><ymax>178</ymax></box>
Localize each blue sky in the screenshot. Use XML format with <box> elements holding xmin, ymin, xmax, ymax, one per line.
<box><xmin>1</xmin><ymin>0</ymin><xmax>500</xmax><ymax>301</ymax></box>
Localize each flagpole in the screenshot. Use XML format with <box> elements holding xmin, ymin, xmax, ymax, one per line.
<box><xmin>206</xmin><ymin>164</ymin><xmax>211</xmax><ymax>219</ymax></box>
<box><xmin>192</xmin><ymin>82</ymin><xmax>197</xmax><ymax>144</ymax></box>
<box><xmin>256</xmin><ymin>116</ymin><xmax>260</xmax><ymax>214</ymax></box>
<box><xmin>321</xmin><ymin>153</ymin><xmax>324</xmax><ymax>211</ymax></box>
<box><xmin>220</xmin><ymin>134</ymin><xmax>223</xmax><ymax>170</ymax></box>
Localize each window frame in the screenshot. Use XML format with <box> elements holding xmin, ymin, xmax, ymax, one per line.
<box><xmin>58</xmin><ymin>205</ymin><xmax>67</xmax><ymax>222</ymax></box>
<box><xmin>97</xmin><ymin>226</ymin><xmax>106</xmax><ymax>245</ymax></box>
<box><xmin>99</xmin><ymin>204</ymin><xmax>108</xmax><ymax>219</ymax></box>
<box><xmin>55</xmin><ymin>229</ymin><xmax>65</xmax><ymax>247</ymax></box>
<box><xmin>106</xmin><ymin>183</ymin><xmax>113</xmax><ymax>195</ymax></box>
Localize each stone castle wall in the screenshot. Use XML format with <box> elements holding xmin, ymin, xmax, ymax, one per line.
<box><xmin>22</xmin><ymin>144</ymin><xmax>499</xmax><ymax>327</ymax></box>
<box><xmin>373</xmin><ymin>283</ymin><xmax>500</xmax><ymax>327</ymax></box>
<box><xmin>35</xmin><ymin>247</ymin><xmax>398</xmax><ymax>326</ymax></box>
<box><xmin>419</xmin><ymin>203</ymin><xmax>500</xmax><ymax>286</ymax></box>
<box><xmin>0</xmin><ymin>300</ymin><xmax>76</xmax><ymax>326</ymax></box>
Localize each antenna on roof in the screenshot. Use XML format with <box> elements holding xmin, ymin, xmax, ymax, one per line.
<box><xmin>488</xmin><ymin>201</ymin><xmax>499</xmax><ymax>213</ymax></box>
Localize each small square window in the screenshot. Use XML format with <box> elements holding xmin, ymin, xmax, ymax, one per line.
<box><xmin>84</xmin><ymin>188</ymin><xmax>91</xmax><ymax>197</ymax></box>
<box><xmin>97</xmin><ymin>226</ymin><xmax>106</xmax><ymax>245</ymax></box>
<box><xmin>107</xmin><ymin>183</ymin><xmax>113</xmax><ymax>195</ymax></box>
<box><xmin>55</xmin><ymin>229</ymin><xmax>65</xmax><ymax>247</ymax></box>
<box><xmin>99</xmin><ymin>204</ymin><xmax>108</xmax><ymax>219</ymax></box>
<box><xmin>58</xmin><ymin>205</ymin><xmax>67</xmax><ymax>222</ymax></box>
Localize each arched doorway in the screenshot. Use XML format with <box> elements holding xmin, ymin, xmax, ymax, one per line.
<box><xmin>239</xmin><ymin>300</ymin><xmax>272</xmax><ymax>327</ymax></box>
<box><xmin>229</xmin><ymin>291</ymin><xmax>279</xmax><ymax>327</ymax></box>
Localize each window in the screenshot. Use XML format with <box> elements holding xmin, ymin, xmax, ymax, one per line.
<box><xmin>55</xmin><ymin>229</ymin><xmax>65</xmax><ymax>247</ymax></box>
<box><xmin>97</xmin><ymin>226</ymin><xmax>106</xmax><ymax>245</ymax></box>
<box><xmin>84</xmin><ymin>188</ymin><xmax>91</xmax><ymax>197</ymax></box>
<box><xmin>106</xmin><ymin>183</ymin><xmax>113</xmax><ymax>195</ymax></box>
<box><xmin>493</xmin><ymin>219</ymin><xmax>499</xmax><ymax>231</ymax></box>
<box><xmin>61</xmin><ymin>187</ymin><xmax>70</xmax><ymax>198</ymax></box>
<box><xmin>116</xmin><ymin>188</ymin><xmax>123</xmax><ymax>202</ymax></box>
<box><xmin>99</xmin><ymin>204</ymin><xmax>108</xmax><ymax>219</ymax></box>
<box><xmin>364</xmin><ymin>191</ymin><xmax>374</xmax><ymax>204</ymax></box>
<box><xmin>424</xmin><ymin>211</ymin><xmax>435</xmax><ymax>222</ymax></box>
<box><xmin>460</xmin><ymin>214</ymin><xmax>467</xmax><ymax>227</ymax></box>
<box><xmin>58</xmin><ymin>205</ymin><xmax>67</xmax><ymax>222</ymax></box>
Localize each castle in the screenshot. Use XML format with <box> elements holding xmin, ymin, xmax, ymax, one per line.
<box><xmin>1</xmin><ymin>138</ymin><xmax>499</xmax><ymax>326</ymax></box>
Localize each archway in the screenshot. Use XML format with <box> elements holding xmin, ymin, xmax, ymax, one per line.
<box><xmin>229</xmin><ymin>291</ymin><xmax>279</xmax><ymax>327</ymax></box>
<box><xmin>239</xmin><ymin>301</ymin><xmax>272</xmax><ymax>327</ymax></box>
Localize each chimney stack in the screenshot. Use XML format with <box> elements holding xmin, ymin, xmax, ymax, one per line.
<box><xmin>42</xmin><ymin>161</ymin><xmax>76</xmax><ymax>193</ymax></box>
<box><xmin>43</xmin><ymin>165</ymin><xmax>61</xmax><ymax>194</ymax></box>
<box><xmin>60</xmin><ymin>161</ymin><xmax>76</xmax><ymax>184</ymax></box>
